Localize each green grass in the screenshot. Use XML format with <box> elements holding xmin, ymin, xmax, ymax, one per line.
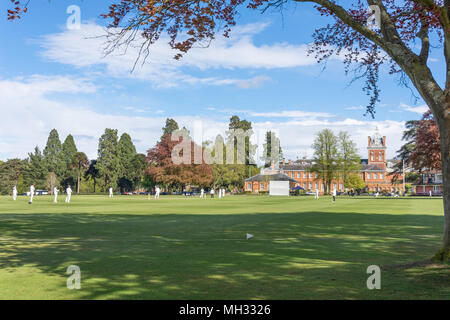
<box><xmin>0</xmin><ymin>194</ymin><xmax>448</xmax><ymax>299</ymax></box>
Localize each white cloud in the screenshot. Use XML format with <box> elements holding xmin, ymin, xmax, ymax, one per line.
<box><xmin>39</xmin><ymin>22</ymin><xmax>320</xmax><ymax>88</ymax></box>
<box><xmin>399</xmin><ymin>103</ymin><xmax>429</xmax><ymax>114</ymax></box>
<box><xmin>248</xmin><ymin>110</ymin><xmax>334</xmax><ymax>119</ymax></box>
<box><xmin>345</xmin><ymin>105</ymin><xmax>364</xmax><ymax>111</ymax></box>
<box><xmin>0</xmin><ymin>75</ymin><xmax>405</xmax><ymax>162</ymax></box>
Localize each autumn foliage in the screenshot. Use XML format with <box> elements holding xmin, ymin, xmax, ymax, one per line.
<box><xmin>408</xmin><ymin>110</ymin><xmax>441</xmax><ymax>171</ymax></box>
<box><xmin>146</xmin><ymin>134</ymin><xmax>213</xmax><ymax>190</ymax></box>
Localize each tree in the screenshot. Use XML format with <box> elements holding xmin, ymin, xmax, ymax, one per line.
<box><xmin>394</xmin><ymin>110</ymin><xmax>441</xmax><ymax>178</ymax></box>
<box><xmin>85</xmin><ymin>160</ymin><xmax>100</xmax><ymax>193</ymax></box>
<box><xmin>117</xmin><ymin>133</ymin><xmax>135</xmax><ymax>191</ymax></box>
<box><xmin>345</xmin><ymin>173</ymin><xmax>366</xmax><ymax>192</ymax></box>
<box><xmin>129</xmin><ymin>153</ymin><xmax>148</xmax><ymax>190</ymax></box>
<box><xmin>392</xmin><ymin>118</ymin><xmax>421</xmax><ymax>179</ymax></box>
<box><xmin>25</xmin><ymin>147</ymin><xmax>47</xmax><ymax>189</ymax></box>
<box><xmin>71</xmin><ymin>152</ymin><xmax>90</xmax><ymax>194</ymax></box>
<box><xmin>96</xmin><ymin>129</ymin><xmax>121</xmax><ymax>190</ymax></box>
<box><xmin>43</xmin><ymin>129</ymin><xmax>64</xmax><ymax>176</ymax></box>
<box><xmin>146</xmin><ymin>133</ymin><xmax>213</xmax><ymax>192</ymax></box>
<box><xmin>262</xmin><ymin>131</ymin><xmax>283</xmax><ymax>168</ymax></box>
<box><xmin>0</xmin><ymin>158</ymin><xmax>27</xmax><ymax>195</ymax></box>
<box><xmin>161</xmin><ymin>118</ymin><xmax>179</xmax><ymax>140</ymax></box>
<box><xmin>10</xmin><ymin>0</ymin><xmax>450</xmax><ymax>260</ymax></box>
<box><xmin>311</xmin><ymin>129</ymin><xmax>339</xmax><ymax>194</ymax></box>
<box><xmin>61</xmin><ymin>134</ymin><xmax>78</xmax><ymax>186</ymax></box>
<box><xmin>337</xmin><ymin>131</ymin><xmax>361</xmax><ymax>187</ymax></box>
<box><xmin>409</xmin><ymin>111</ymin><xmax>441</xmax><ymax>171</ymax></box>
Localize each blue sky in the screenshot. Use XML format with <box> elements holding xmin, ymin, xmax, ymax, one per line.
<box><xmin>0</xmin><ymin>0</ymin><xmax>442</xmax><ymax>162</ymax></box>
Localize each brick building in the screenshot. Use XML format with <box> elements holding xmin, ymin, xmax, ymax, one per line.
<box><xmin>245</xmin><ymin>129</ymin><xmax>402</xmax><ymax>194</ymax></box>
<box><xmin>412</xmin><ymin>171</ymin><xmax>443</xmax><ymax>196</ymax></box>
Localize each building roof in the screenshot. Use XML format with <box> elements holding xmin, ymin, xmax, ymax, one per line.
<box><xmin>280</xmin><ymin>163</ymin><xmax>311</xmax><ymax>170</ymax></box>
<box><xmin>245</xmin><ymin>173</ymin><xmax>297</xmax><ymax>183</ymax></box>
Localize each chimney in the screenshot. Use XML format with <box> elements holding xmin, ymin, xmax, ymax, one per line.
<box><xmin>271</xmin><ymin>161</ymin><xmax>275</xmax><ymax>170</ymax></box>
<box><xmin>288</xmin><ymin>159</ymin><xmax>292</xmax><ymax>165</ymax></box>
<box><xmin>368</xmin><ymin>136</ymin><xmax>371</xmax><ymax>147</ymax></box>
<box><xmin>282</xmin><ymin>158</ymin><xmax>286</xmax><ymax>165</ymax></box>
<box><xmin>383</xmin><ymin>136</ymin><xmax>386</xmax><ymax>146</ymax></box>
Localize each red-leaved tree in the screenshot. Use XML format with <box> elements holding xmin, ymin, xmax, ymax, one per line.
<box><xmin>9</xmin><ymin>0</ymin><xmax>450</xmax><ymax>260</ymax></box>
<box><xmin>146</xmin><ymin>134</ymin><xmax>213</xmax><ymax>192</ymax></box>
<box><xmin>409</xmin><ymin>111</ymin><xmax>441</xmax><ymax>171</ymax></box>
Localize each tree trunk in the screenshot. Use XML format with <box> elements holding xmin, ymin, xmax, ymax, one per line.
<box><xmin>434</xmin><ymin>116</ymin><xmax>450</xmax><ymax>261</ymax></box>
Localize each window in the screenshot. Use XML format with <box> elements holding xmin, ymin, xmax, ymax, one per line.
<box><xmin>339</xmin><ymin>184</ymin><xmax>343</xmax><ymax>190</ymax></box>
<box><xmin>374</xmin><ymin>173</ymin><xmax>377</xmax><ymax>179</ymax></box>
<box><xmin>260</xmin><ymin>183</ymin><xmax>264</xmax><ymax>190</ymax></box>
<box><xmin>247</xmin><ymin>183</ymin><xmax>252</xmax><ymax>191</ymax></box>
<box><xmin>380</xmin><ymin>173</ymin><xmax>384</xmax><ymax>179</ymax></box>
<box><xmin>309</xmin><ymin>173</ymin><xmax>313</xmax><ymax>178</ymax></box>
<box><xmin>309</xmin><ymin>183</ymin><xmax>312</xmax><ymax>189</ymax></box>
<box><xmin>367</xmin><ymin>173</ymin><xmax>371</xmax><ymax>179</ymax></box>
<box><xmin>315</xmin><ymin>183</ymin><xmax>319</xmax><ymax>189</ymax></box>
<box><xmin>371</xmin><ymin>155</ymin><xmax>374</xmax><ymax>161</ymax></box>
<box><xmin>297</xmin><ymin>172</ymin><xmax>300</xmax><ymax>179</ymax></box>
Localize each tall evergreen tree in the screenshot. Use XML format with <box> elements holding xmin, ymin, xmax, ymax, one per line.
<box><xmin>43</xmin><ymin>129</ymin><xmax>64</xmax><ymax>176</ymax></box>
<box><xmin>96</xmin><ymin>128</ymin><xmax>121</xmax><ymax>189</ymax></box>
<box><xmin>262</xmin><ymin>131</ymin><xmax>282</xmax><ymax>168</ymax></box>
<box><xmin>117</xmin><ymin>133</ymin><xmax>137</xmax><ymax>192</ymax></box>
<box><xmin>61</xmin><ymin>134</ymin><xmax>78</xmax><ymax>184</ymax></box>
<box><xmin>25</xmin><ymin>147</ymin><xmax>47</xmax><ymax>189</ymax></box>
<box><xmin>118</xmin><ymin>133</ymin><xmax>136</xmax><ymax>174</ymax></box>
<box><xmin>161</xmin><ymin>118</ymin><xmax>179</xmax><ymax>140</ymax></box>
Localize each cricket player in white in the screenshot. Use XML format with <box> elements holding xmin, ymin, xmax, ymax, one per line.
<box><xmin>155</xmin><ymin>186</ymin><xmax>160</xmax><ymax>199</ymax></box>
<box><xmin>315</xmin><ymin>189</ymin><xmax>319</xmax><ymax>200</ymax></box>
<box><xmin>332</xmin><ymin>188</ymin><xmax>336</xmax><ymax>202</ymax></box>
<box><xmin>200</xmin><ymin>188</ymin><xmax>204</xmax><ymax>198</ymax></box>
<box><xmin>218</xmin><ymin>188</ymin><xmax>222</xmax><ymax>198</ymax></box>
<box><xmin>53</xmin><ymin>186</ymin><xmax>59</xmax><ymax>203</ymax></box>
<box><xmin>109</xmin><ymin>187</ymin><xmax>113</xmax><ymax>198</ymax></box>
<box><xmin>65</xmin><ymin>186</ymin><xmax>72</xmax><ymax>203</ymax></box>
<box><xmin>12</xmin><ymin>186</ymin><xmax>17</xmax><ymax>201</ymax></box>
<box><xmin>29</xmin><ymin>185</ymin><xmax>35</xmax><ymax>203</ymax></box>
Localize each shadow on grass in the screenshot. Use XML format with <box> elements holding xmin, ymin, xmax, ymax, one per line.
<box><xmin>0</xmin><ymin>211</ymin><xmax>447</xmax><ymax>299</ymax></box>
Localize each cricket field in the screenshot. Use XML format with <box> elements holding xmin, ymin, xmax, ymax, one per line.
<box><xmin>0</xmin><ymin>195</ymin><xmax>448</xmax><ymax>299</ymax></box>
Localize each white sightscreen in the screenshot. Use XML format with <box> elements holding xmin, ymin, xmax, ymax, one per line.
<box><xmin>269</xmin><ymin>181</ymin><xmax>289</xmax><ymax>196</ymax></box>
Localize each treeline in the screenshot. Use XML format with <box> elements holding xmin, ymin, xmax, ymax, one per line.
<box><xmin>146</xmin><ymin>116</ymin><xmax>268</xmax><ymax>193</ymax></box>
<box><xmin>0</xmin><ymin>129</ymin><xmax>146</xmax><ymax>195</ymax></box>
<box><xmin>0</xmin><ymin>116</ymin><xmax>281</xmax><ymax>195</ymax></box>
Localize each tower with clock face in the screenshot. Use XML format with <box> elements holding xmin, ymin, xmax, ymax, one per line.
<box><xmin>368</xmin><ymin>127</ymin><xmax>386</xmax><ymax>170</ymax></box>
